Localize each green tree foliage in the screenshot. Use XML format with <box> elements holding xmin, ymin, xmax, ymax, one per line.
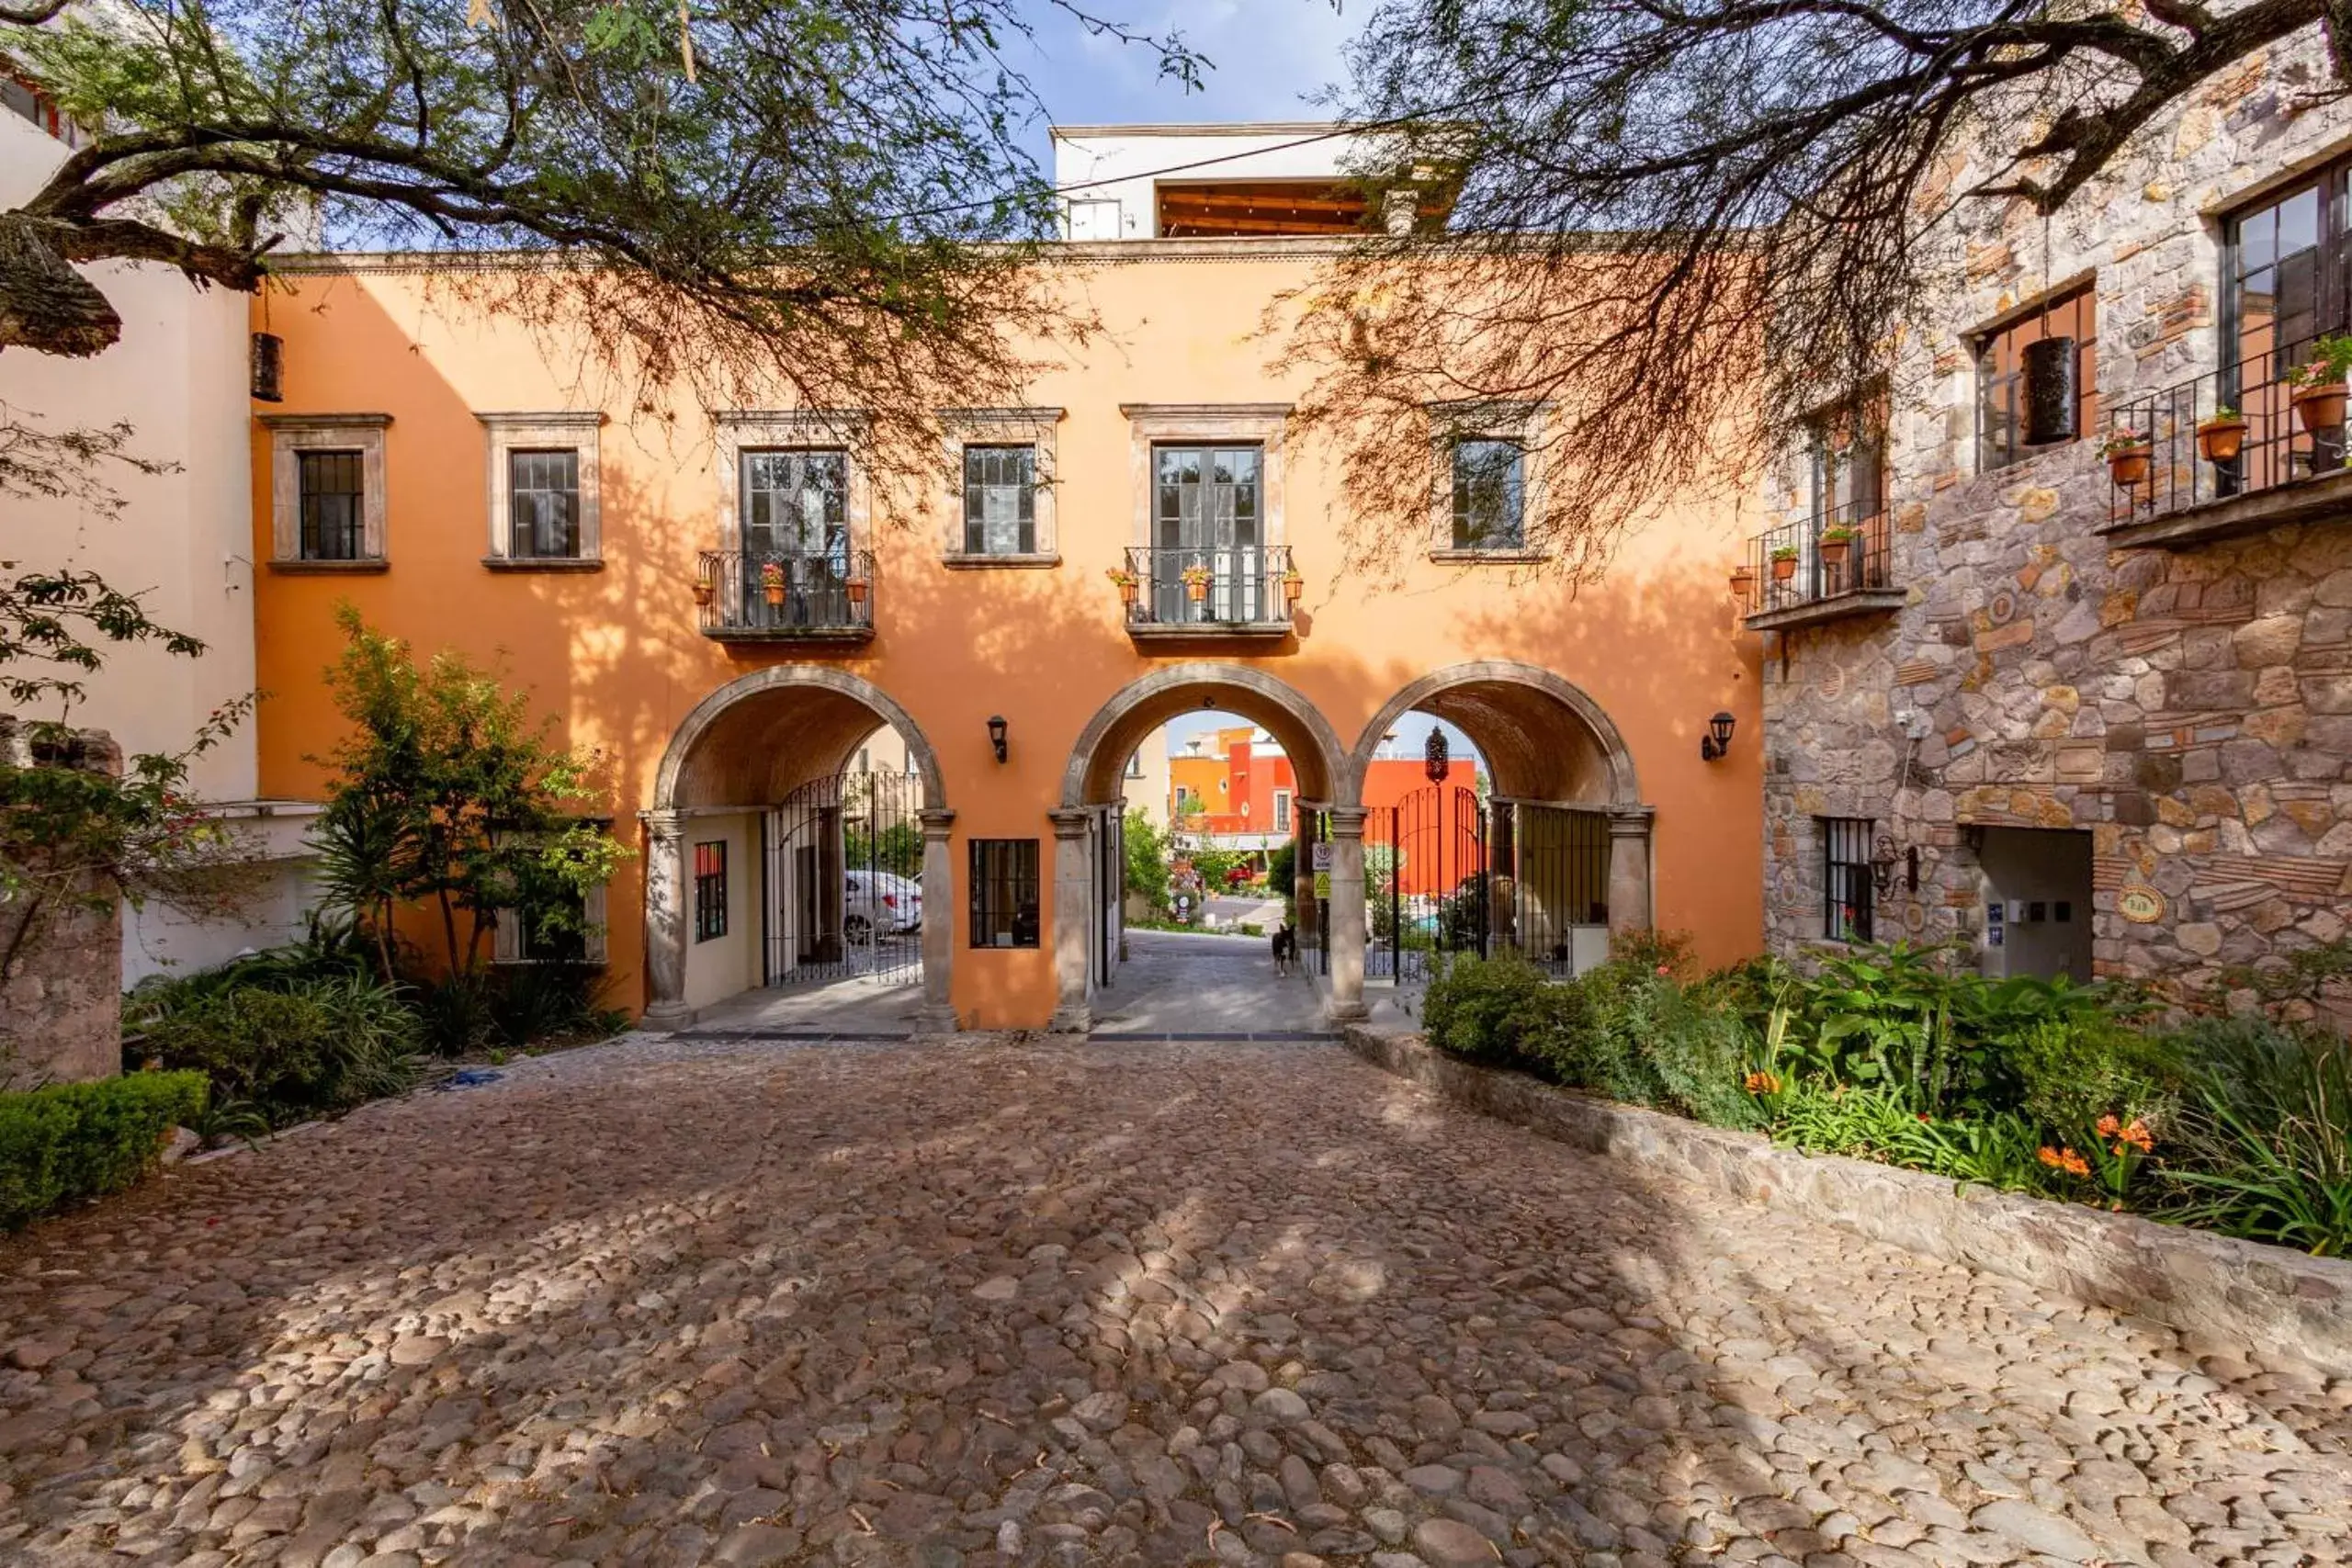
<box><xmin>1122</xmin><ymin>809</ymin><xmax>1169</xmax><ymax>913</ymax></box>
<box><xmin>4</xmin><ymin>0</ymin><xmax>1199</xmax><ymax>476</ymax></box>
<box><xmin>845</xmin><ymin>819</ymin><xmax>923</xmax><ymax>880</ymax></box>
<box><xmin>311</xmin><ymin>605</ymin><xmax>628</xmax><ymax>982</ymax></box>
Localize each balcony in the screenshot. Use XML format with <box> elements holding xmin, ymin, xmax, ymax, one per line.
<box><xmin>1122</xmin><ymin>545</ymin><xmax>1295</xmax><ymax>642</ymax></box>
<box><xmin>695</xmin><ymin>548</ymin><xmax>876</xmax><ymax>643</ymax></box>
<box><xmin>1738</xmin><ymin>502</ymin><xmax>1905</xmax><ymax>631</ymax></box>
<box><xmin>2103</xmin><ymin>331</ymin><xmax>2352</xmax><ymax>549</ymax></box>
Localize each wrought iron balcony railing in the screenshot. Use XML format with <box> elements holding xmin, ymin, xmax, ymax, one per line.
<box><xmin>2106</xmin><ymin>329</ymin><xmax>2347</xmax><ymax>527</ymax></box>
<box><xmin>1124</xmin><ymin>545</ymin><xmax>1295</xmax><ymax>630</ymax></box>
<box><xmin>1740</xmin><ymin>501</ymin><xmax>1893</xmax><ymax>618</ymax></box>
<box><xmin>695</xmin><ymin>547</ymin><xmax>875</xmax><ymax>638</ymax></box>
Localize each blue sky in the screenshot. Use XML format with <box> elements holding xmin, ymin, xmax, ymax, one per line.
<box><xmin>1001</xmin><ymin>0</ymin><xmax>1365</xmax><ymax>167</ymax></box>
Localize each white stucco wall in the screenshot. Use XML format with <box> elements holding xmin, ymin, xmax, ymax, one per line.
<box><xmin>681</xmin><ymin>811</ymin><xmax>759</xmax><ymax>1010</ymax></box>
<box><xmin>4</xmin><ymin>113</ymin><xmax>322</xmax><ymax>985</ymax></box>
<box><xmin>2</xmin><ymin>113</ymin><xmax>259</xmax><ymax>802</ymax></box>
<box><xmin>1051</xmin><ymin>124</ymin><xmax>1370</xmax><ymax>240</ymax></box>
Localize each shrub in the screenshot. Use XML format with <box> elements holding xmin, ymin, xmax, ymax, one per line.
<box><xmin>2004</xmin><ymin>1014</ymin><xmax>2185</xmax><ymax>1135</ymax></box>
<box><xmin>0</xmin><ymin>1072</ymin><xmax>209</xmax><ymax>1230</ymax></box>
<box><xmin>486</xmin><ymin>963</ymin><xmax>627</xmax><ymax>1048</ymax></box>
<box><xmin>2161</xmin><ymin>1029</ymin><xmax>2352</xmax><ymax>1256</ymax></box>
<box><xmin>1420</xmin><ymin>952</ymin><xmax>1561</xmax><ymax>1067</ymax></box>
<box><xmin>131</xmin><ymin>974</ymin><xmax>422</xmax><ymax>1126</ymax></box>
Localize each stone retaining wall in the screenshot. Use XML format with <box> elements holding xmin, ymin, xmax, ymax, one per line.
<box><xmin>1344</xmin><ymin>1023</ymin><xmax>2352</xmax><ymax>1377</ymax></box>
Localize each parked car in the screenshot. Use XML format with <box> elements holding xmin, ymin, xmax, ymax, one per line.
<box><xmin>845</xmin><ymin>870</ymin><xmax>922</xmax><ymax>942</ymax></box>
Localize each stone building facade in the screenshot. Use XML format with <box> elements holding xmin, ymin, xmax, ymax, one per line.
<box><xmin>1756</xmin><ymin>34</ymin><xmax>2352</xmax><ymax>997</ymax></box>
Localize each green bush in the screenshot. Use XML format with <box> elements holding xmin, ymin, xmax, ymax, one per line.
<box><xmin>1420</xmin><ymin>952</ymin><xmax>1562</xmax><ymax>1067</ymax></box>
<box><xmin>486</xmin><ymin>963</ymin><xmax>627</xmax><ymax>1048</ymax></box>
<box><xmin>0</xmin><ymin>1072</ymin><xmax>209</xmax><ymax>1230</ymax></box>
<box><xmin>2004</xmin><ymin>1014</ymin><xmax>2185</xmax><ymax>1134</ymax></box>
<box><xmin>132</xmin><ymin>974</ymin><xmax>422</xmax><ymax>1126</ymax></box>
<box><xmin>2161</xmin><ymin>1029</ymin><xmax>2352</xmax><ymax>1257</ymax></box>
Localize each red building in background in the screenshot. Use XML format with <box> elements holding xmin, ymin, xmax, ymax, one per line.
<box><xmin>1172</xmin><ymin>727</ymin><xmax>1476</xmax><ymax>893</ymax></box>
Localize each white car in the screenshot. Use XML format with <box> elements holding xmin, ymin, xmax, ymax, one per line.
<box><xmin>844</xmin><ymin>870</ymin><xmax>922</xmax><ymax>942</ymax></box>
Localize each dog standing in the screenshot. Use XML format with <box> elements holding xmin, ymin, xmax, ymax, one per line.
<box><xmin>1271</xmin><ymin>921</ymin><xmax>1297</xmax><ymax>976</ymax></box>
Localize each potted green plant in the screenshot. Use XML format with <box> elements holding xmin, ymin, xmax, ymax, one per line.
<box><xmin>1103</xmin><ymin>566</ymin><xmax>1138</xmax><ymax>606</ymax></box>
<box><xmin>1816</xmin><ymin>525</ymin><xmax>1857</xmax><ymax>570</ymax></box>
<box><xmin>1181</xmin><ymin>561</ymin><xmax>1214</xmax><ymax>603</ymax></box>
<box><xmin>759</xmin><ymin>558</ymin><xmax>786</xmax><ymax>606</ymax></box>
<box><xmin>1728</xmin><ymin>563</ymin><xmax>1756</xmax><ymax>601</ymax></box>
<box><xmin>2099</xmin><ymin>427</ymin><xmax>2153</xmax><ymax>488</ymax></box>
<box><xmin>2196</xmin><ymin>404</ymin><xmax>2248</xmax><ymax>463</ymax></box>
<box><xmin>1281</xmin><ymin>566</ymin><xmax>1305</xmax><ymax>604</ymax></box>
<box><xmin>2289</xmin><ymin>335</ymin><xmax>2352</xmax><ymax>431</ymax></box>
<box><xmin>1769</xmin><ymin>544</ymin><xmax>1800</xmax><ymax>581</ymax></box>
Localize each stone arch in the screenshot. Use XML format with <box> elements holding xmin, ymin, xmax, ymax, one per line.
<box><xmin>655</xmin><ymin>664</ymin><xmax>947</xmax><ymax>812</ymax></box>
<box><xmin>1344</xmin><ymin>660</ymin><xmax>1641</xmax><ymax>807</ymax></box>
<box><xmin>642</xmin><ymin>666</ymin><xmax>952</xmax><ymax>1033</ymax></box>
<box><xmin>1059</xmin><ymin>662</ymin><xmax>1349</xmax><ymax>810</ymax></box>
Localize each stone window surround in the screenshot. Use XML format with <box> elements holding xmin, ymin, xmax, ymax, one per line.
<box><xmin>936</xmin><ymin>407</ymin><xmax>1065</xmax><ymax>567</ymax></box>
<box><xmin>262</xmin><ymin>413</ymin><xmax>390</xmax><ymax>572</ymax></box>
<box><xmin>1121</xmin><ymin>403</ymin><xmax>1291</xmax><ymax>549</ymax></box>
<box><xmin>1426</xmin><ymin>400</ymin><xmax>1550</xmax><ymax>563</ymax></box>
<box><xmin>713</xmin><ymin>410</ymin><xmax>871</xmax><ymax>555</ymax></box>
<box><xmin>480</xmin><ymin>411</ymin><xmax>607</xmax><ymax>571</ymax></box>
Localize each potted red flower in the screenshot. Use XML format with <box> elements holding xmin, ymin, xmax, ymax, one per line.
<box><xmin>2196</xmin><ymin>404</ymin><xmax>2248</xmax><ymax>463</ymax></box>
<box><xmin>2099</xmin><ymin>427</ymin><xmax>2153</xmax><ymax>488</ymax></box>
<box><xmin>760</xmin><ymin>559</ymin><xmax>786</xmax><ymax>606</ymax></box>
<box><xmin>2288</xmin><ymin>336</ymin><xmax>2352</xmax><ymax>432</ymax></box>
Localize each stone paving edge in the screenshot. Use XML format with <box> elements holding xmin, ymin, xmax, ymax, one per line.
<box><xmin>1342</xmin><ymin>1021</ymin><xmax>2352</xmax><ymax>1378</ymax></box>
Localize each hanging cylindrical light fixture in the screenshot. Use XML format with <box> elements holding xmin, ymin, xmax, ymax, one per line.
<box><xmin>2021</xmin><ymin>335</ymin><xmax>2077</xmax><ymax>446</ymax></box>
<box><xmin>1423</xmin><ymin>725</ymin><xmax>1451</xmax><ymax>784</ymax></box>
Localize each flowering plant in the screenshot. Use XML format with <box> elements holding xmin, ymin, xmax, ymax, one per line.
<box><xmin>1102</xmin><ymin>567</ymin><xmax>1136</xmax><ymax>588</ymax></box>
<box><xmin>2096</xmin><ymin>427</ymin><xmax>2149</xmax><ymax>458</ymax></box>
<box><xmin>759</xmin><ymin>560</ymin><xmax>786</xmax><ymax>589</ymax></box>
<box><xmin>2287</xmin><ymin>333</ymin><xmax>2352</xmax><ymax>388</ymax></box>
<box><xmin>1180</xmin><ymin>562</ymin><xmax>1214</xmax><ymax>589</ymax></box>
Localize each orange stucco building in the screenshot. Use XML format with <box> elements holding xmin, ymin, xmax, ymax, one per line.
<box><xmin>246</xmin><ymin>133</ymin><xmax>1764</xmax><ymax>1032</ymax></box>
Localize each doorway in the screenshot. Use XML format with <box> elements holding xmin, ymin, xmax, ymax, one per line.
<box><xmin>1976</xmin><ymin>827</ymin><xmax>2094</xmax><ymax>982</ymax></box>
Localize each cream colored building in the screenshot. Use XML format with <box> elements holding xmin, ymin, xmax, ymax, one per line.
<box><xmin>1</xmin><ymin>102</ymin><xmax>321</xmax><ymax>983</ymax></box>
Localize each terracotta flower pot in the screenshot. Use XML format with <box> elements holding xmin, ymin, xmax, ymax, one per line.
<box><xmin>2106</xmin><ymin>446</ymin><xmax>2152</xmax><ymax>488</ymax></box>
<box><xmin>1729</xmin><ymin>568</ymin><xmax>1755</xmax><ymax>600</ymax></box>
<box><xmin>1770</xmin><ymin>556</ymin><xmax>1798</xmax><ymax>582</ymax></box>
<box><xmin>1117</xmin><ymin>580</ymin><xmax>1137</xmax><ymax>605</ymax></box>
<box><xmin>763</xmin><ymin>583</ymin><xmax>786</xmax><ymax>606</ymax></box>
<box><xmin>2293</xmin><ymin>380</ymin><xmax>2347</xmax><ymax>432</ymax></box>
<box><xmin>1818</xmin><ymin>538</ymin><xmax>1851</xmax><ymax>569</ymax></box>
<box><xmin>692</xmin><ymin>581</ymin><xmax>715</xmax><ymax>606</ymax></box>
<box><xmin>2196</xmin><ymin>419</ymin><xmax>2248</xmax><ymax>463</ymax></box>
<box><xmin>1185</xmin><ymin>580</ymin><xmax>1209</xmax><ymax>603</ymax></box>
<box><xmin>846</xmin><ymin>579</ymin><xmax>868</xmax><ymax>604</ymax></box>
<box><xmin>1283</xmin><ymin>576</ymin><xmax>1304</xmax><ymax>604</ymax></box>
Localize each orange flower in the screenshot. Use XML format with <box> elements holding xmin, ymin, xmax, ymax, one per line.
<box><xmin>1744</xmin><ymin>1070</ymin><xmax>1781</xmax><ymax>1095</ymax></box>
<box><xmin>2118</xmin><ymin>1119</ymin><xmax>2154</xmax><ymax>1155</ymax></box>
<box><xmin>2096</xmin><ymin>1113</ymin><xmax>2121</xmax><ymax>1139</ymax></box>
<box><xmin>2037</xmin><ymin>1146</ymin><xmax>2063</xmax><ymax>1168</ymax></box>
<box><xmin>2061</xmin><ymin>1149</ymin><xmax>2091</xmax><ymax>1178</ymax></box>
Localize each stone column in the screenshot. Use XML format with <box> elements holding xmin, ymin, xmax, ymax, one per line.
<box><xmin>1326</xmin><ymin>806</ymin><xmax>1370</xmax><ymax>1023</ymax></box>
<box><xmin>639</xmin><ymin>808</ymin><xmax>693</xmax><ymax>1031</ymax></box>
<box><xmin>1048</xmin><ymin>807</ymin><xmax>1094</xmax><ymax>1033</ymax></box>
<box><xmin>917</xmin><ymin>807</ymin><xmax>957</xmax><ymax>1033</ymax></box>
<box><xmin>1608</xmin><ymin>807</ymin><xmax>1656</xmax><ymax>938</ymax></box>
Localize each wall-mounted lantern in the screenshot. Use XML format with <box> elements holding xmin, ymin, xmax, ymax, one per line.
<box><xmin>1871</xmin><ymin>832</ymin><xmax>1919</xmax><ymax>896</ymax></box>
<box><xmin>986</xmin><ymin>715</ymin><xmax>1008</xmax><ymax>764</ymax></box>
<box><xmin>1699</xmin><ymin>711</ymin><xmax>1736</xmax><ymax>761</ymax></box>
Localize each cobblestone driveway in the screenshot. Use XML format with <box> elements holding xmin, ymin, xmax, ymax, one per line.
<box><xmin>4</xmin><ymin>1036</ymin><xmax>2349</xmax><ymax>1568</ymax></box>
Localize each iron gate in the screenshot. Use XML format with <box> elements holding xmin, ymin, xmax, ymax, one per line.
<box><xmin>761</xmin><ymin>769</ymin><xmax>927</xmax><ymax>987</ymax></box>
<box><xmin>1365</xmin><ymin>790</ymin><xmax>1612</xmax><ymax>981</ymax></box>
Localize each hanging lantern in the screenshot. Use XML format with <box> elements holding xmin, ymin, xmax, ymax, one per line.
<box><xmin>249</xmin><ymin>332</ymin><xmax>283</xmax><ymax>402</ymax></box>
<box><xmin>2021</xmin><ymin>336</ymin><xmax>2077</xmax><ymax>446</ymax></box>
<box><xmin>1423</xmin><ymin>725</ymin><xmax>1451</xmax><ymax>784</ymax></box>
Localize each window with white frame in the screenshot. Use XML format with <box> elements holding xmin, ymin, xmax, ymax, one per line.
<box><xmin>1273</xmin><ymin>790</ymin><xmax>1293</xmax><ymax>832</ymax></box>
<box><xmin>481</xmin><ymin>412</ymin><xmax>604</xmax><ymax>565</ymax></box>
<box><xmin>1451</xmin><ymin>437</ymin><xmax>1526</xmax><ymax>549</ymax></box>
<box><xmin>265</xmin><ymin>414</ymin><xmax>390</xmax><ymax>566</ymax></box>
<box><xmin>962</xmin><ymin>445</ymin><xmax>1036</xmax><ymax>555</ymax></box>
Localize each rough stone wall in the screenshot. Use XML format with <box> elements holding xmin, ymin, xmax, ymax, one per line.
<box><xmin>1760</xmin><ymin>34</ymin><xmax>2352</xmax><ymax>994</ymax></box>
<box><xmin>0</xmin><ymin>726</ymin><xmax>125</xmax><ymax>1089</ymax></box>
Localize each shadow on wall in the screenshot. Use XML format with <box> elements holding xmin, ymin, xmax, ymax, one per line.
<box><xmin>250</xmin><ymin>276</ymin><xmax>1765</xmax><ymax>1023</ymax></box>
<box><xmin>0</xmin><ymin>1040</ymin><xmax>2331</xmax><ymax>1563</ymax></box>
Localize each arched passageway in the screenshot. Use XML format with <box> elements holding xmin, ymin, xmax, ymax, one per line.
<box><xmin>643</xmin><ymin>667</ymin><xmax>953</xmax><ymax>1032</ymax></box>
<box><xmin>1055</xmin><ymin>664</ymin><xmax>1348</xmax><ymax>1032</ymax></box>
<box><xmin>1347</xmin><ymin>662</ymin><xmax>1654</xmax><ymax>992</ymax></box>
